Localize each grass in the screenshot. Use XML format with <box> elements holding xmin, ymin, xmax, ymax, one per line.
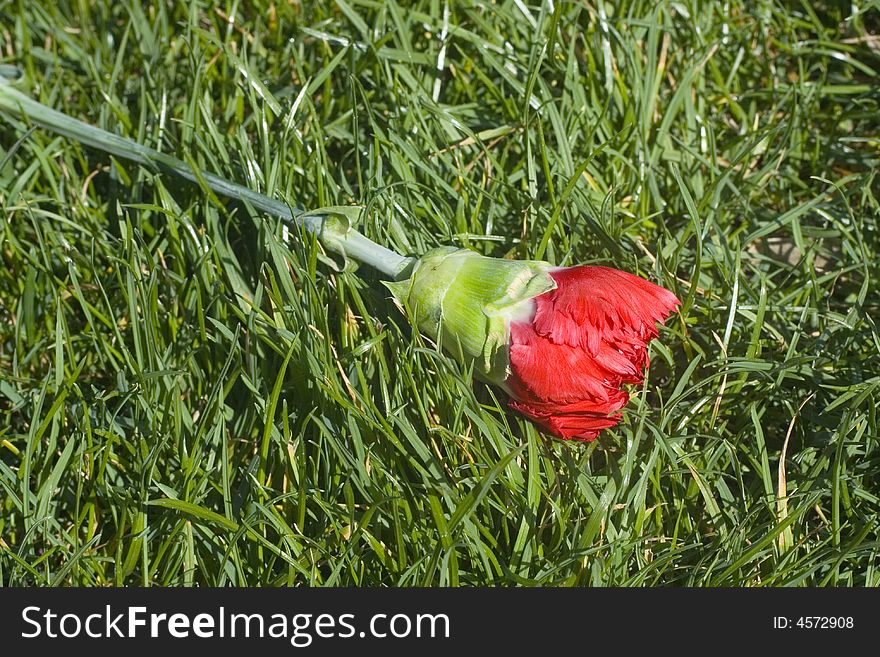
<box><xmin>0</xmin><ymin>0</ymin><xmax>878</xmax><ymax>587</ymax></box>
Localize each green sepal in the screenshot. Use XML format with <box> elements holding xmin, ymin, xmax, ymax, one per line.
<box><xmin>388</xmin><ymin>247</ymin><xmax>555</xmax><ymax>384</ymax></box>
<box><xmin>382</xmin><ymin>278</ymin><xmax>411</xmax><ymax>303</ymax></box>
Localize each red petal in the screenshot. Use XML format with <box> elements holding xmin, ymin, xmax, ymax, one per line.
<box><xmin>508</xmin><ymin>328</ymin><xmax>642</xmax><ymax>404</ymax></box>
<box><xmin>506</xmin><ymin>265</ymin><xmax>679</xmax><ymax>441</ymax></box>
<box><xmin>509</xmin><ymin>396</ymin><xmax>627</xmax><ymax>442</ymax></box>
<box><xmin>532</xmin><ymin>266</ymin><xmax>680</xmax><ymax>355</ymax></box>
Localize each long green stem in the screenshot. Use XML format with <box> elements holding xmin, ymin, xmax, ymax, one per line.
<box><xmin>0</xmin><ymin>73</ymin><xmax>413</xmax><ymax>278</ymax></box>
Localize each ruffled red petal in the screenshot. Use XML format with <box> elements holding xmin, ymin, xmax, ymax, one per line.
<box><xmin>509</xmin><ymin>399</ymin><xmax>626</xmax><ymax>442</ymax></box>
<box><xmin>507</xmin><ymin>265</ymin><xmax>679</xmax><ymax>441</ymax></box>
<box><xmin>532</xmin><ymin>266</ymin><xmax>680</xmax><ymax>355</ymax></box>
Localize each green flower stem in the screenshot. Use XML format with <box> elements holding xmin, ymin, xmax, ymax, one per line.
<box><xmin>0</xmin><ymin>72</ymin><xmax>413</xmax><ymax>279</ymax></box>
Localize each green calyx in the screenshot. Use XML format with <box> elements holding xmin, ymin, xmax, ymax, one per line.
<box><xmin>386</xmin><ymin>247</ymin><xmax>556</xmax><ymax>384</ymax></box>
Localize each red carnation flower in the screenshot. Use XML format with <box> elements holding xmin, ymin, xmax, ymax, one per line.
<box><xmin>507</xmin><ymin>266</ymin><xmax>680</xmax><ymax>441</ymax></box>
<box><xmin>388</xmin><ymin>248</ymin><xmax>680</xmax><ymax>442</ymax></box>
